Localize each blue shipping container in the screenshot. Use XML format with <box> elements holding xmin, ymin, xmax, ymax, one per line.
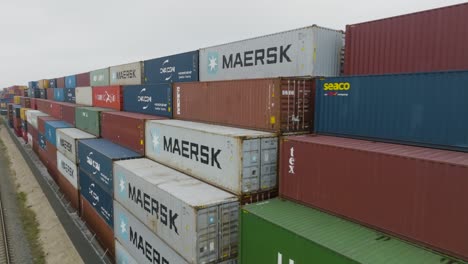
<box><xmin>123</xmin><ymin>84</ymin><xmax>172</xmax><ymax>117</ymax></box>
<box><xmin>64</xmin><ymin>88</ymin><xmax>76</xmax><ymax>103</ymax></box>
<box><xmin>13</xmin><ymin>105</ymin><xmax>21</xmax><ymax>118</ymax></box>
<box><xmin>44</xmin><ymin>121</ymin><xmax>72</xmax><ymax>146</ymax></box>
<box><xmin>315</xmin><ymin>71</ymin><xmax>468</xmax><ymax>151</ymax></box>
<box><xmin>65</xmin><ymin>75</ymin><xmax>76</xmax><ymax>89</ymax></box>
<box><xmin>28</xmin><ymin>81</ymin><xmax>38</xmax><ymax>89</ymax></box>
<box><xmin>54</xmin><ymin>88</ymin><xmax>65</xmax><ymax>102</ymax></box>
<box><xmin>39</xmin><ymin>133</ymin><xmax>46</xmax><ymax>150</ymax></box>
<box><xmin>78</xmin><ymin>139</ymin><xmax>141</xmax><ymax>194</ymax></box>
<box><xmin>144</xmin><ymin>50</ymin><xmax>199</xmax><ymax>84</ymax></box>
<box><xmin>39</xmin><ymin>88</ymin><xmax>47</xmax><ymax>99</ymax></box>
<box><xmin>29</xmin><ymin>88</ymin><xmax>40</xmax><ymax>98</ymax></box>
<box><xmin>49</xmin><ymin>79</ymin><xmax>57</xmax><ymax>88</ymax></box>
<box><xmin>79</xmin><ymin>169</ymin><xmax>113</xmax><ymax>227</ymax></box>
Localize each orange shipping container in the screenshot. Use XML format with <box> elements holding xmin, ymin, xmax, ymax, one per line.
<box><xmin>92</xmin><ymin>86</ymin><xmax>123</xmax><ymax>110</ymax></box>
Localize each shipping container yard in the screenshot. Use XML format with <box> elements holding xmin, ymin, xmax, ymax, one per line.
<box><xmin>1</xmin><ymin>2</ymin><xmax>468</xmax><ymax>264</ymax></box>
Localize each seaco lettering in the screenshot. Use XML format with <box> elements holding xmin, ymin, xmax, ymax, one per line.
<box><xmin>222</xmin><ymin>44</ymin><xmax>292</xmax><ymax>69</ymax></box>
<box><xmin>130</xmin><ymin>227</ymin><xmax>170</xmax><ymax>264</ymax></box>
<box><xmin>128</xmin><ymin>183</ymin><xmax>179</xmax><ymax>235</ymax></box>
<box><xmin>163</xmin><ymin>136</ymin><xmax>221</xmax><ymax>169</ymax></box>
<box><xmin>116</xmin><ymin>70</ymin><xmax>137</xmax><ymax>80</ymax></box>
<box><xmin>323</xmin><ymin>82</ymin><xmax>350</xmax><ymax>91</ymax></box>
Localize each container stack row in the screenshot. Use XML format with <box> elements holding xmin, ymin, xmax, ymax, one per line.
<box><xmin>1</xmin><ymin>3</ymin><xmax>468</xmax><ymax>264</ymax></box>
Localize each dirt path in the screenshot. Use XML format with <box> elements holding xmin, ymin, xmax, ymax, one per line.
<box><xmin>0</xmin><ymin>125</ymin><xmax>84</xmax><ymax>264</ymax></box>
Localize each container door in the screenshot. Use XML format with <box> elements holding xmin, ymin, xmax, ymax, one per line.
<box><xmin>197</xmin><ymin>206</ymin><xmax>219</xmax><ymax>263</ymax></box>
<box><xmin>218</xmin><ymin>202</ymin><xmax>239</xmax><ymax>262</ymax></box>
<box><xmin>242</xmin><ymin>139</ymin><xmax>261</xmax><ymax>193</ymax></box>
<box><xmin>280</xmin><ymin>79</ymin><xmax>313</xmax><ymax>133</ymax></box>
<box><xmin>260</xmin><ymin>137</ymin><xmax>278</xmax><ymax>190</ymax></box>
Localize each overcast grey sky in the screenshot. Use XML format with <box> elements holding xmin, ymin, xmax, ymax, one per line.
<box><xmin>0</xmin><ymin>0</ymin><xmax>465</xmax><ymax>88</ymax></box>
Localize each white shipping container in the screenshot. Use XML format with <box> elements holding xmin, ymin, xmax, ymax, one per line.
<box><xmin>56</xmin><ymin>128</ymin><xmax>96</xmax><ymax>163</ymax></box>
<box><xmin>114</xmin><ymin>201</ymin><xmax>189</xmax><ymax>264</ymax></box>
<box><xmin>199</xmin><ymin>25</ymin><xmax>344</xmax><ymax>81</ymax></box>
<box><xmin>114</xmin><ymin>158</ymin><xmax>239</xmax><ymax>264</ymax></box>
<box><xmin>25</xmin><ymin>110</ymin><xmax>49</xmax><ymax>130</ymax></box>
<box><xmin>75</xmin><ymin>87</ymin><xmax>93</xmax><ymax>106</ymax></box>
<box><xmin>57</xmin><ymin>151</ymin><xmax>78</xmax><ymax>189</ymax></box>
<box><xmin>115</xmin><ymin>239</ymin><xmax>138</xmax><ymax>264</ymax></box>
<box><xmin>145</xmin><ymin>120</ymin><xmax>278</xmax><ymax>195</ymax></box>
<box><xmin>110</xmin><ymin>62</ymin><xmax>143</xmax><ymax>85</ymax></box>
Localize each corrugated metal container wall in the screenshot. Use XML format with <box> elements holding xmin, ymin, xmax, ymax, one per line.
<box><xmin>65</xmin><ymin>75</ymin><xmax>76</xmax><ymax>88</ymax></box>
<box><xmin>315</xmin><ymin>71</ymin><xmax>468</xmax><ymax>152</ymax></box>
<box><xmin>280</xmin><ymin>135</ymin><xmax>468</xmax><ymax>260</ymax></box>
<box><xmin>174</xmin><ymin>78</ymin><xmax>314</xmax><ymax>134</ymax></box>
<box><xmin>54</xmin><ymin>88</ymin><xmax>65</xmax><ymax>102</ymax></box>
<box><xmin>76</xmin><ymin>72</ymin><xmax>90</xmax><ymax>87</ymax></box>
<box><xmin>26</xmin><ymin>110</ymin><xmax>49</xmax><ymax>130</ymax></box>
<box><xmin>145</xmin><ymin>120</ymin><xmax>278</xmax><ymax>199</ymax></box>
<box><xmin>78</xmin><ymin>139</ymin><xmax>141</xmax><ymax>194</ymax></box>
<box><xmin>199</xmin><ymin>25</ymin><xmax>344</xmax><ymax>81</ymax></box>
<box><xmin>57</xmin><ymin>151</ymin><xmax>78</xmax><ymax>189</ymax></box>
<box><xmin>75</xmin><ymin>87</ymin><xmax>92</xmax><ymax>106</ymax></box>
<box><xmin>57</xmin><ymin>168</ymin><xmax>80</xmax><ymax>212</ymax></box>
<box><xmin>344</xmin><ymin>3</ymin><xmax>468</xmax><ymax>75</ymax></box>
<box><xmin>122</xmin><ymin>84</ymin><xmax>172</xmax><ymax>117</ymax></box>
<box><xmin>37</xmin><ymin>79</ymin><xmax>49</xmax><ymax>89</ymax></box>
<box><xmin>114</xmin><ymin>158</ymin><xmax>239</xmax><ymax>263</ymax></box>
<box><xmin>64</xmin><ymin>88</ymin><xmax>76</xmax><ymax>103</ymax></box>
<box><xmin>75</xmin><ymin>107</ymin><xmax>115</xmax><ymax>136</ymax></box>
<box><xmin>90</xmin><ymin>68</ymin><xmax>110</xmax><ymax>86</ymax></box>
<box><xmin>46</xmin><ymin>89</ymin><xmax>54</xmax><ymax>101</ymax></box>
<box><xmin>56</xmin><ymin>77</ymin><xmax>65</xmax><ymax>88</ymax></box>
<box><xmin>101</xmin><ymin>111</ymin><xmax>165</xmax><ymax>155</ymax></box>
<box><xmin>240</xmin><ymin>199</ymin><xmax>463</xmax><ymax>264</ymax></box>
<box><xmin>56</xmin><ymin>128</ymin><xmax>96</xmax><ymax>163</ymax></box>
<box><xmin>144</xmin><ymin>50</ymin><xmax>199</xmax><ymax>84</ymax></box>
<box><xmin>113</xmin><ymin>202</ymin><xmax>189</xmax><ymax>264</ymax></box>
<box><xmin>79</xmin><ymin>169</ymin><xmax>113</xmax><ymax>227</ymax></box>
<box><xmin>92</xmin><ymin>86</ymin><xmax>123</xmax><ymax>110</ymax></box>
<box><xmin>49</xmin><ymin>79</ymin><xmax>57</xmax><ymax>88</ymax></box>
<box><xmin>39</xmin><ymin>88</ymin><xmax>47</xmax><ymax>99</ymax></box>
<box><xmin>60</xmin><ymin>102</ymin><xmax>79</xmax><ymax>126</ymax></box>
<box><xmin>44</xmin><ymin>121</ymin><xmax>72</xmax><ymax>146</ymax></box>
<box><xmin>115</xmin><ymin>240</ymin><xmax>137</xmax><ymax>264</ymax></box>
<box><xmin>38</xmin><ymin>116</ymin><xmax>59</xmax><ymax>134</ymax></box>
<box><xmin>110</xmin><ymin>62</ymin><xmax>143</xmax><ymax>85</ymax></box>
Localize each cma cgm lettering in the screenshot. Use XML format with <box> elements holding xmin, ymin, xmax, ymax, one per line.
<box><xmin>79</xmin><ymin>169</ymin><xmax>113</xmax><ymax>227</ymax></box>
<box><xmin>123</xmin><ymin>84</ymin><xmax>172</xmax><ymax>117</ymax></box>
<box><xmin>144</xmin><ymin>50</ymin><xmax>199</xmax><ymax>84</ymax></box>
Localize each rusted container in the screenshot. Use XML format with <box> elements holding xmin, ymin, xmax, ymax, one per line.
<box><xmin>100</xmin><ymin>111</ymin><xmax>165</xmax><ymax>155</ymax></box>
<box><xmin>37</xmin><ymin>116</ymin><xmax>59</xmax><ymax>134</ymax></box>
<box><xmin>174</xmin><ymin>78</ymin><xmax>314</xmax><ymax>134</ymax></box>
<box><xmin>344</xmin><ymin>3</ymin><xmax>468</xmax><ymax>75</ymax></box>
<box><xmin>46</xmin><ymin>89</ymin><xmax>54</xmax><ymax>101</ymax></box>
<box><xmin>60</xmin><ymin>102</ymin><xmax>79</xmax><ymax>126</ymax></box>
<box><xmin>92</xmin><ymin>86</ymin><xmax>123</xmax><ymax>110</ymax></box>
<box><xmin>30</xmin><ymin>98</ymin><xmax>37</xmax><ymax>110</ymax></box>
<box><xmin>20</xmin><ymin>97</ymin><xmax>31</xmax><ymax>108</ymax></box>
<box><xmin>56</xmin><ymin>77</ymin><xmax>65</xmax><ymax>88</ymax></box>
<box><xmin>75</xmin><ymin>72</ymin><xmax>90</xmax><ymax>87</ymax></box>
<box><xmin>280</xmin><ymin>135</ymin><xmax>468</xmax><ymax>261</ymax></box>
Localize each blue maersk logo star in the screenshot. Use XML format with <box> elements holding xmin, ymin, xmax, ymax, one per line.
<box><xmin>118</xmin><ymin>173</ymin><xmax>126</xmax><ymax>197</ymax></box>
<box><xmin>119</xmin><ymin>214</ymin><xmax>129</xmax><ymax>240</ymax></box>
<box><xmin>207</xmin><ymin>52</ymin><xmax>219</xmax><ymax>74</ymax></box>
<box><xmin>150</xmin><ymin>128</ymin><xmax>161</xmax><ymax>154</ymax></box>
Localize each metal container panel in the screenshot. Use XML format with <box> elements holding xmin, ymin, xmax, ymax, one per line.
<box><xmin>28</xmin><ymin>81</ymin><xmax>38</xmax><ymax>89</ymax></box>
<box><xmin>37</xmin><ymin>79</ymin><xmax>50</xmax><ymax>89</ymax></box>
<box><xmin>114</xmin><ymin>158</ymin><xmax>239</xmax><ymax>263</ymax></box>
<box><xmin>75</xmin><ymin>86</ymin><xmax>93</xmax><ymax>106</ymax></box>
<box><xmin>101</xmin><ymin>111</ymin><xmax>165</xmax><ymax>155</ymax></box>
<box><xmin>65</xmin><ymin>75</ymin><xmax>76</xmax><ymax>88</ymax></box>
<box><xmin>122</xmin><ymin>84</ymin><xmax>172</xmax><ymax>117</ymax></box>
<box><xmin>90</xmin><ymin>68</ymin><xmax>110</xmax><ymax>86</ymax></box>
<box><xmin>46</xmin><ymin>89</ymin><xmax>54</xmax><ymax>101</ymax></box>
<box><xmin>144</xmin><ymin>50</ymin><xmax>199</xmax><ymax>84</ymax></box>
<box><xmin>76</xmin><ymin>72</ymin><xmax>90</xmax><ymax>87</ymax></box>
<box><xmin>344</xmin><ymin>3</ymin><xmax>468</xmax><ymax>75</ymax></box>
<box><xmin>54</xmin><ymin>88</ymin><xmax>65</xmax><ymax>102</ymax></box>
<box><xmin>64</xmin><ymin>88</ymin><xmax>76</xmax><ymax>103</ymax></box>
<box><xmin>38</xmin><ymin>133</ymin><xmax>47</xmax><ymax>150</ymax></box>
<box><xmin>145</xmin><ymin>120</ymin><xmax>278</xmax><ymax>195</ymax></box>
<box><xmin>57</xmin><ymin>169</ymin><xmax>80</xmax><ymax>212</ymax></box>
<box><xmin>79</xmin><ymin>169</ymin><xmax>113</xmax><ymax>227</ymax></box>
<box><xmin>75</xmin><ymin>106</ymin><xmax>115</xmax><ymax>136</ymax></box>
<box><xmin>174</xmin><ymin>78</ymin><xmax>314</xmax><ymax>134</ymax></box>
<box><xmin>44</xmin><ymin>121</ymin><xmax>72</xmax><ymax>146</ymax></box>
<box><xmin>45</xmin><ymin>141</ymin><xmax>58</xmax><ymax>170</ymax></box>
<box><xmin>57</xmin><ymin>151</ymin><xmax>78</xmax><ymax>189</ymax></box>
<box><xmin>38</xmin><ymin>116</ymin><xmax>59</xmax><ymax>134</ymax></box>
<box><xmin>49</xmin><ymin>79</ymin><xmax>57</xmax><ymax>88</ymax></box>
<box><xmin>56</xmin><ymin>128</ymin><xmax>96</xmax><ymax>164</ymax></box>
<box><xmin>115</xmin><ymin>240</ymin><xmax>137</xmax><ymax>264</ymax></box>
<box><xmin>39</xmin><ymin>88</ymin><xmax>47</xmax><ymax>99</ymax></box>
<box><xmin>56</xmin><ymin>77</ymin><xmax>65</xmax><ymax>88</ymax></box>
<box><xmin>78</xmin><ymin>139</ymin><xmax>141</xmax><ymax>194</ymax></box>
<box><xmin>199</xmin><ymin>25</ymin><xmax>344</xmax><ymax>81</ymax></box>
<box><xmin>114</xmin><ymin>201</ymin><xmax>188</xmax><ymax>264</ymax></box>
<box><xmin>315</xmin><ymin>71</ymin><xmax>468</xmax><ymax>152</ymax></box>
<box><xmin>240</xmin><ymin>199</ymin><xmax>463</xmax><ymax>264</ymax></box>
<box><xmin>110</xmin><ymin>62</ymin><xmax>143</xmax><ymax>85</ymax></box>
<box><xmin>27</xmin><ymin>110</ymin><xmax>49</xmax><ymax>130</ymax></box>
<box><xmin>92</xmin><ymin>86</ymin><xmax>123</xmax><ymax>110</ymax></box>
<box><xmin>60</xmin><ymin>102</ymin><xmax>79</xmax><ymax>126</ymax></box>
<box><xmin>280</xmin><ymin>135</ymin><xmax>468</xmax><ymax>260</ymax></box>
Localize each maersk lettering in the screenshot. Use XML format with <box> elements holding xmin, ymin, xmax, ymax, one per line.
<box><xmin>60</xmin><ymin>138</ymin><xmax>72</xmax><ymax>152</ymax></box>
<box><xmin>128</xmin><ymin>183</ymin><xmax>179</xmax><ymax>235</ymax></box>
<box><xmin>163</xmin><ymin>136</ymin><xmax>221</xmax><ymax>169</ymax></box>
<box><xmin>129</xmin><ymin>227</ymin><xmax>170</xmax><ymax>264</ymax></box>
<box><xmin>116</xmin><ymin>70</ymin><xmax>136</xmax><ymax>80</ymax></box>
<box><xmin>222</xmin><ymin>44</ymin><xmax>292</xmax><ymax>69</ymax></box>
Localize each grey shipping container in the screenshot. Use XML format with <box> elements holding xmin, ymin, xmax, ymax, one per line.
<box><xmin>110</xmin><ymin>62</ymin><xmax>143</xmax><ymax>85</ymax></box>
<box><xmin>90</xmin><ymin>68</ymin><xmax>110</xmax><ymax>86</ymax></box>
<box><xmin>199</xmin><ymin>25</ymin><xmax>344</xmax><ymax>81</ymax></box>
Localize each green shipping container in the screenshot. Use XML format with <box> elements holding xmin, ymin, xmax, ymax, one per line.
<box><xmin>240</xmin><ymin>199</ymin><xmax>465</xmax><ymax>264</ymax></box>
<box><xmin>75</xmin><ymin>107</ymin><xmax>114</xmax><ymax>136</ymax></box>
<box><xmin>90</xmin><ymin>67</ymin><xmax>110</xmax><ymax>86</ymax></box>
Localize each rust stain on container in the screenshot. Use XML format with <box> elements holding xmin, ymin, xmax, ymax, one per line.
<box><xmin>280</xmin><ymin>135</ymin><xmax>468</xmax><ymax>260</ymax></box>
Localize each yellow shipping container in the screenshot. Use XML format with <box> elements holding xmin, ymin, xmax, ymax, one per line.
<box><xmin>0</xmin><ymin>103</ymin><xmax>6</xmax><ymax>108</ymax></box>
<box><xmin>14</xmin><ymin>96</ymin><xmax>21</xmax><ymax>104</ymax></box>
<box><xmin>20</xmin><ymin>108</ymin><xmax>30</xmax><ymax>120</ymax></box>
<box><xmin>38</xmin><ymin>79</ymin><xmax>49</xmax><ymax>89</ymax></box>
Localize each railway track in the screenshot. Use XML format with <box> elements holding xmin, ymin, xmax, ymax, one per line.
<box><xmin>0</xmin><ymin>192</ymin><xmax>11</xmax><ymax>264</ymax></box>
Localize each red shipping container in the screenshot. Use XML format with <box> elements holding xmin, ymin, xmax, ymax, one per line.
<box><xmin>60</xmin><ymin>102</ymin><xmax>79</xmax><ymax>126</ymax></box>
<box><xmin>46</xmin><ymin>89</ymin><xmax>55</xmax><ymax>101</ymax></box>
<box><xmin>344</xmin><ymin>3</ymin><xmax>468</xmax><ymax>75</ymax></box>
<box><xmin>30</xmin><ymin>98</ymin><xmax>38</xmax><ymax>110</ymax></box>
<box><xmin>46</xmin><ymin>141</ymin><xmax>57</xmax><ymax>169</ymax></box>
<box><xmin>92</xmin><ymin>86</ymin><xmax>123</xmax><ymax>110</ymax></box>
<box><xmin>32</xmin><ymin>139</ymin><xmax>39</xmax><ymax>154</ymax></box>
<box><xmin>36</xmin><ymin>99</ymin><xmax>51</xmax><ymax>115</ymax></box>
<box><xmin>20</xmin><ymin>97</ymin><xmax>31</xmax><ymax>108</ymax></box>
<box><xmin>173</xmin><ymin>78</ymin><xmax>314</xmax><ymax>134</ymax></box>
<box><xmin>38</xmin><ymin>116</ymin><xmax>59</xmax><ymax>134</ymax></box>
<box><xmin>280</xmin><ymin>135</ymin><xmax>468</xmax><ymax>261</ymax></box>
<box><xmin>58</xmin><ymin>173</ymin><xmax>80</xmax><ymax>212</ymax></box>
<box><xmin>48</xmin><ymin>101</ymin><xmax>62</xmax><ymax>119</ymax></box>
<box><xmin>56</xmin><ymin>77</ymin><xmax>65</xmax><ymax>88</ymax></box>
<box><xmin>101</xmin><ymin>111</ymin><xmax>166</xmax><ymax>155</ymax></box>
<box><xmin>75</xmin><ymin>72</ymin><xmax>90</xmax><ymax>87</ymax></box>
<box><xmin>28</xmin><ymin>123</ymin><xmax>38</xmax><ymax>141</ymax></box>
<box><xmin>47</xmin><ymin>164</ymin><xmax>60</xmax><ymax>184</ymax></box>
<box><xmin>38</xmin><ymin>145</ymin><xmax>48</xmax><ymax>166</ymax></box>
